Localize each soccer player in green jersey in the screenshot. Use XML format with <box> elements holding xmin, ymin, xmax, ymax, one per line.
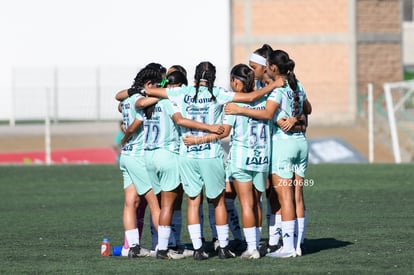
<box><xmin>225</xmin><ymin>50</ymin><xmax>312</xmax><ymax>258</ymax></box>
<box><xmin>248</xmin><ymin>44</ymin><xmax>281</xmax><ymax>255</ymax></box>
<box><xmin>140</xmin><ymin>70</ymin><xmax>194</xmax><ymax>259</ymax></box>
<box><xmin>117</xmin><ymin>64</ymin><xmax>226</xmax><ymax>259</ymax></box>
<box><xmin>223</xmin><ymin>64</ymin><xmax>270</xmax><ymax>259</ymax></box>
<box><xmin>117</xmin><ymin>65</ymin><xmax>164</xmax><ymax>258</ymax></box>
<box><xmin>184</xmin><ymin>64</ymin><xmax>274</xmax><ymax>259</ymax></box>
<box><xmin>144</xmin><ymin>61</ymin><xmax>283</xmax><ymax>260</ymax></box>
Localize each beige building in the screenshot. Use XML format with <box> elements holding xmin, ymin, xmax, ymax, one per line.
<box><xmin>231</xmin><ymin>0</ymin><xmax>403</xmax><ymax>125</ymax></box>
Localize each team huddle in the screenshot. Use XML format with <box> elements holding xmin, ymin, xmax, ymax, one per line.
<box><xmin>115</xmin><ymin>44</ymin><xmax>312</xmax><ymax>260</ymax></box>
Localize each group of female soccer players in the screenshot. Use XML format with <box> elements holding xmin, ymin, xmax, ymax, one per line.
<box><xmin>115</xmin><ymin>44</ymin><xmax>312</xmax><ymax>260</ymax></box>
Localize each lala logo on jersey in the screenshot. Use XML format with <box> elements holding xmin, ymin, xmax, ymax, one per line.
<box><xmin>122</xmin><ymin>144</ymin><xmax>133</xmax><ymax>151</ymax></box>
<box><xmin>187</xmin><ymin>143</ymin><xmax>211</xmax><ymax>152</ymax></box>
<box><xmin>245</xmin><ymin>149</ymin><xmax>268</xmax><ymax>165</ymax></box>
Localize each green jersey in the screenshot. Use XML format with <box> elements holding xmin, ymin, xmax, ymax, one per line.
<box><xmin>223</xmin><ymin>96</ymin><xmax>270</xmax><ymax>172</ymax></box>
<box><xmin>167</xmin><ymin>85</ymin><xmax>235</xmax><ymax>159</ymax></box>
<box><xmin>120</xmin><ymin>94</ymin><xmax>145</xmax><ymax>157</ymax></box>
<box><xmin>143</xmin><ymin>98</ymin><xmax>180</xmax><ymax>153</ymax></box>
<box><xmin>268</xmin><ymin>81</ymin><xmax>307</xmax><ymax>139</ymax></box>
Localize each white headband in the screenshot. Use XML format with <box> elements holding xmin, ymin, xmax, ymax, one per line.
<box><xmin>249</xmin><ymin>53</ymin><xmax>267</xmax><ymax>66</ymax></box>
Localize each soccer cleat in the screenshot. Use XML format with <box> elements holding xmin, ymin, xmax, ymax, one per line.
<box><xmin>193</xmin><ymin>248</ymin><xmax>209</xmax><ymax>260</ymax></box>
<box><xmin>156</xmin><ymin>249</ymin><xmax>170</xmax><ymax>259</ymax></box>
<box><xmin>167</xmin><ymin>249</ymin><xmax>186</xmax><ymax>259</ymax></box>
<box><xmin>266</xmin><ymin>247</ymin><xmax>297</xmax><ymax>258</ymax></box>
<box><xmin>170</xmin><ymin>246</ymin><xmax>194</xmax><ymax>258</ymax></box>
<box><xmin>269</xmin><ymin>244</ymin><xmax>280</xmax><ymax>253</ymax></box>
<box><xmin>240</xmin><ymin>249</ymin><xmax>260</xmax><ymax>259</ymax></box>
<box><xmin>157</xmin><ymin>248</ymin><xmax>190</xmax><ymax>260</ymax></box>
<box><xmin>217</xmin><ymin>246</ymin><xmax>236</xmax><ymax>259</ymax></box>
<box><xmin>258</xmin><ymin>243</ymin><xmax>279</xmax><ymax>257</ymax></box>
<box><xmin>128</xmin><ymin>245</ymin><xmax>151</xmax><ymax>258</ymax></box>
<box><xmin>180</xmin><ymin>249</ymin><xmax>194</xmax><ymax>258</ymax></box>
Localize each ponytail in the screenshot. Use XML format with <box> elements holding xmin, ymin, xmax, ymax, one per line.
<box><xmin>194</xmin><ymin>62</ymin><xmax>216</xmax><ymax>102</ymax></box>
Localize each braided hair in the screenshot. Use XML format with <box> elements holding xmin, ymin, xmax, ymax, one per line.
<box><xmin>230</xmin><ymin>64</ymin><xmax>255</xmax><ymax>93</ymax></box>
<box><xmin>268</xmin><ymin>50</ymin><xmax>300</xmax><ymax>118</ymax></box>
<box><xmin>130</xmin><ymin>66</ymin><xmax>161</xmax><ymax>90</ymax></box>
<box><xmin>145</xmin><ymin>62</ymin><xmax>166</xmax><ymax>76</ymax></box>
<box><xmin>129</xmin><ymin>64</ymin><xmax>164</xmax><ymax>119</ymax></box>
<box><xmin>193</xmin><ymin>61</ymin><xmax>216</xmax><ymax>102</ymax></box>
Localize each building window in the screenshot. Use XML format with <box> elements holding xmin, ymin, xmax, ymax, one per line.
<box><xmin>403</xmin><ymin>0</ymin><xmax>413</xmax><ymax>21</ymax></box>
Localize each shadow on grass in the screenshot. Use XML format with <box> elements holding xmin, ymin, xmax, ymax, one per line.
<box><xmin>303</xmin><ymin>238</ymin><xmax>353</xmax><ymax>255</ymax></box>
<box><xmin>181</xmin><ymin>239</ymin><xmax>247</xmax><ymax>257</ymax></box>
<box><xmin>181</xmin><ymin>238</ymin><xmax>352</xmax><ymax>257</ymax></box>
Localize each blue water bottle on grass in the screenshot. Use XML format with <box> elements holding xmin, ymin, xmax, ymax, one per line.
<box><xmin>112</xmin><ymin>246</ymin><xmax>122</xmax><ymax>256</ymax></box>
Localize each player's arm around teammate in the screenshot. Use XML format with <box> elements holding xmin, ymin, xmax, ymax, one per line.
<box><xmin>117</xmin><ymin>66</ymin><xmax>165</xmax><ymax>258</ymax></box>
<box><xmin>182</xmin><ymin>64</ymin><xmax>272</xmax><ymax>259</ymax></box>
<box><xmin>145</xmin><ymin>70</ymin><xmax>193</xmax><ymax>259</ymax></box>
<box><xmin>119</xmin><ymin>95</ymin><xmax>160</xmax><ymax>258</ymax></box>
<box><xmin>223</xmin><ymin>64</ymin><xmax>271</xmax><ymax>259</ymax></box>
<box><xmin>227</xmin><ymin>50</ymin><xmax>311</xmax><ymax>258</ymax></box>
<box><xmin>248</xmin><ymin>44</ymin><xmax>282</xmax><ymax>255</ymax></box>
<box><xmin>152</xmin><ymin>62</ymin><xmax>240</xmax><ymax>260</ymax></box>
<box><xmin>144</xmin><ymin>74</ymin><xmax>284</xmax><ymax>105</ymax></box>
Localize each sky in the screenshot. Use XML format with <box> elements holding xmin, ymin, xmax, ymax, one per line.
<box><xmin>0</xmin><ymin>0</ymin><xmax>231</xmax><ymax>119</ymax></box>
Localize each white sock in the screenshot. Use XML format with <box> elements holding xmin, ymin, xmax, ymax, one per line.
<box><xmin>188</xmin><ymin>224</ymin><xmax>203</xmax><ymax>250</ymax></box>
<box><xmin>125</xmin><ymin>228</ymin><xmax>139</xmax><ymax>247</ymax></box>
<box><xmin>268</xmin><ymin>214</ymin><xmax>277</xmax><ymax>245</ymax></box>
<box><xmin>216</xmin><ymin>224</ymin><xmax>230</xmax><ymax>248</ymax></box>
<box><xmin>158</xmin><ymin>225</ymin><xmax>171</xmax><ymax>251</ymax></box>
<box><xmin>208</xmin><ymin>202</ymin><xmax>218</xmax><ymax>240</ymax></box>
<box><xmin>255</xmin><ymin>227</ymin><xmax>262</xmax><ymax>247</ymax></box>
<box><xmin>281</xmin><ymin>220</ymin><xmax>296</xmax><ymax>252</ymax></box>
<box><xmin>243</xmin><ymin>227</ymin><xmax>256</xmax><ymax>252</ymax></box>
<box><xmin>296</xmin><ymin>217</ymin><xmax>305</xmax><ymax>249</ymax></box>
<box><xmin>268</xmin><ymin>214</ymin><xmax>282</xmax><ymax>246</ymax></box>
<box><xmin>275</xmin><ymin>214</ymin><xmax>282</xmax><ymax>242</ymax></box>
<box><xmin>171</xmin><ymin>210</ymin><xmax>182</xmax><ymax>245</ymax></box>
<box><xmin>225</xmin><ymin>198</ymin><xmax>242</xmax><ymax>240</ymax></box>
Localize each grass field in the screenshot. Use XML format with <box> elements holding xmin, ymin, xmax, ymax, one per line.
<box><xmin>0</xmin><ymin>164</ymin><xmax>413</xmax><ymax>274</ymax></box>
